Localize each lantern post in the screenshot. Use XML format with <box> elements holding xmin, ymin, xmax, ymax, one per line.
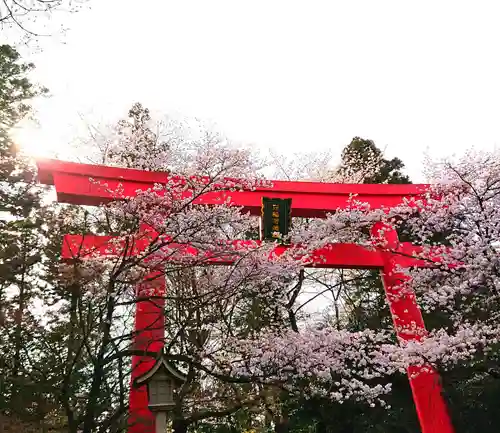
<box><xmin>134</xmin><ymin>352</ymin><xmax>187</xmax><ymax>433</ymax></box>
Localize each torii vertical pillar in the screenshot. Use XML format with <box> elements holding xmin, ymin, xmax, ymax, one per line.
<box><xmin>128</xmin><ymin>271</ymin><xmax>166</xmax><ymax>433</ymax></box>
<box><xmin>372</xmin><ymin>222</ymin><xmax>454</xmax><ymax>433</ymax></box>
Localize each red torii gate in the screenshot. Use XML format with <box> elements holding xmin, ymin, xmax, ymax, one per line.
<box><xmin>37</xmin><ymin>159</ymin><xmax>455</xmax><ymax>433</ymax></box>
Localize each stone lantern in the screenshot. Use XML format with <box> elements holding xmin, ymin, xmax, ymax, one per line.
<box><xmin>135</xmin><ymin>352</ymin><xmax>187</xmax><ymax>433</ymax></box>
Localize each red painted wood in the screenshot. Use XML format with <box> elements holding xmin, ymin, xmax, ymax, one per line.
<box><xmin>372</xmin><ymin>222</ymin><xmax>454</xmax><ymax>433</ymax></box>
<box><xmin>37</xmin><ymin>159</ymin><xmax>429</xmax><ymax>217</ymax></box>
<box><xmin>128</xmin><ymin>271</ymin><xmax>165</xmax><ymax>433</ymax></box>
<box><xmin>60</xmin><ymin>233</ymin><xmax>386</xmax><ymax>269</ymax></box>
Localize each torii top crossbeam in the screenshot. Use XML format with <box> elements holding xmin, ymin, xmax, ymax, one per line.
<box><xmin>37</xmin><ymin>159</ymin><xmax>428</xmax><ymax>217</ymax></box>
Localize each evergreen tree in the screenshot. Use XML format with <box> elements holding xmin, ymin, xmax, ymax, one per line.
<box><xmin>0</xmin><ymin>44</ymin><xmax>59</xmax><ymax>429</ymax></box>
<box><xmin>336</xmin><ymin>137</ymin><xmax>410</xmax><ymax>185</ymax></box>
<box><xmin>286</xmin><ymin>138</ymin><xmax>420</xmax><ymax>433</ymax></box>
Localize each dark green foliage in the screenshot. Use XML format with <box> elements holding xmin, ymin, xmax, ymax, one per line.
<box><xmin>285</xmin><ymin>376</ymin><xmax>420</xmax><ymax>433</ymax></box>
<box><xmin>0</xmin><ymin>44</ymin><xmax>62</xmax><ymax>429</ymax></box>
<box><xmin>0</xmin><ymin>44</ymin><xmax>47</xmax><ymax>195</ymax></box>
<box><xmin>337</xmin><ymin>137</ymin><xmax>410</xmax><ymax>185</ymax></box>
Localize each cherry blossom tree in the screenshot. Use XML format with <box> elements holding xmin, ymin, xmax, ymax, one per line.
<box><xmin>228</xmin><ymin>149</ymin><xmax>500</xmax><ymax>405</ymax></box>
<box><xmin>1</xmin><ymin>0</ymin><xmax>87</xmax><ymax>39</ymax></box>
<box><xmin>53</xmin><ymin>106</ymin><xmax>308</xmax><ymax>433</ymax></box>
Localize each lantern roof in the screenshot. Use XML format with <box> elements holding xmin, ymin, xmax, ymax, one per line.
<box><xmin>134</xmin><ymin>351</ymin><xmax>188</xmax><ymax>386</ymax></box>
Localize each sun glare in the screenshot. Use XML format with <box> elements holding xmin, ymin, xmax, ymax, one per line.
<box><xmin>13</xmin><ymin>120</ymin><xmax>70</xmax><ymax>159</ymax></box>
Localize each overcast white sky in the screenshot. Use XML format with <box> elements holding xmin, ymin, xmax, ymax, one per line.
<box><xmin>13</xmin><ymin>0</ymin><xmax>500</xmax><ymax>181</ymax></box>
